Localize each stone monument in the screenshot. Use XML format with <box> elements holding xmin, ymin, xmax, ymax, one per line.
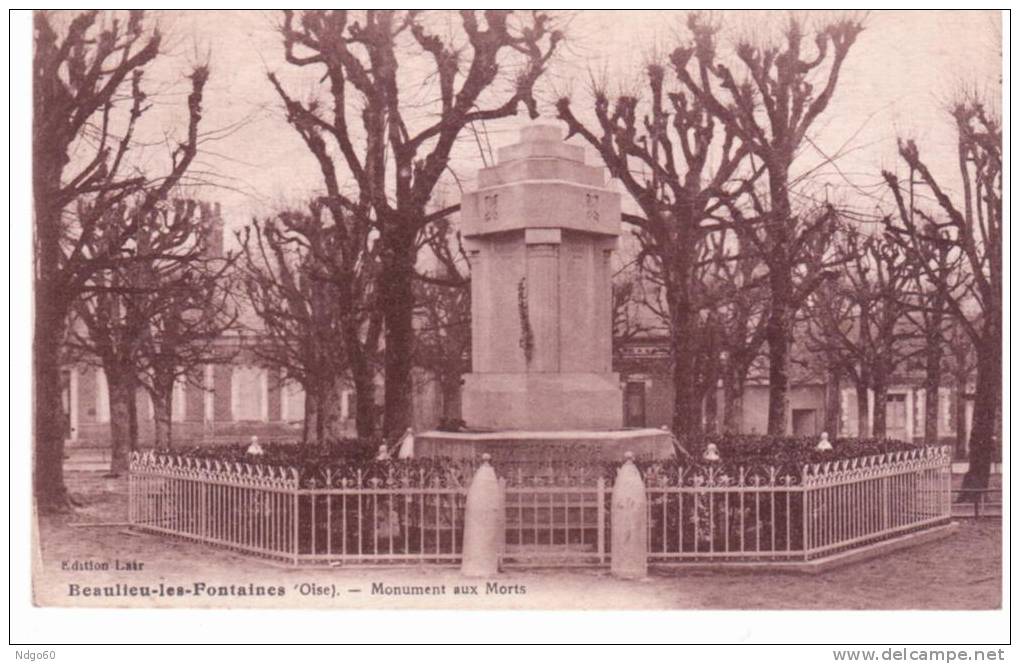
<box><xmin>417</xmin><ymin>125</ymin><xmax>671</xmax><ymax>461</ymax></box>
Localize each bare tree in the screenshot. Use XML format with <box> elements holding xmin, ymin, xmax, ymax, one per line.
<box><xmin>672</xmin><ymin>13</ymin><xmax>863</xmax><ymax>434</ymax></box>
<box><xmin>945</xmin><ymin>319</ymin><xmax>977</xmax><ymax>459</ymax></box>
<box><xmin>883</xmin><ymin>98</ymin><xmax>1001</xmax><ymax>490</ymax></box>
<box><xmin>34</xmin><ymin>11</ymin><xmax>207</xmax><ymax>508</ymax></box>
<box><xmin>611</xmin><ymin>264</ymin><xmax>659</xmax><ymax>353</ymax></box>
<box><xmin>68</xmin><ymin>200</ymin><xmax>231</xmax><ymax>470</ymax></box>
<box><xmin>239</xmin><ymin>202</ymin><xmax>382</xmax><ymax>440</ymax></box>
<box><xmin>706</xmin><ymin>232</ymin><xmax>770</xmax><ymax>434</ymax></box>
<box><xmin>414</xmin><ymin>217</ymin><xmax>471</xmax><ymax>424</ymax></box>
<box><xmin>804</xmin><ymin>227</ymin><xmax>917</xmax><ymax>438</ymax></box>
<box><xmin>269</xmin><ymin>10</ymin><xmax>562</xmax><ymax>437</ymax></box>
<box><xmin>132</xmin><ymin>202</ymin><xmax>238</xmax><ymax>450</ymax></box>
<box><xmin>897</xmin><ymin>221</ymin><xmax>964</xmax><ymax>445</ymax></box>
<box><xmin>557</xmin><ymin>50</ymin><xmax>756</xmax><ymax>435</ymax></box>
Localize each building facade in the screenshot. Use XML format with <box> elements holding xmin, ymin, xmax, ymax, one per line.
<box><xmin>613</xmin><ymin>336</ymin><xmax>975</xmax><ymax>458</ymax></box>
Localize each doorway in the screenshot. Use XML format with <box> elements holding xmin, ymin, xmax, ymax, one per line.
<box><xmin>624</xmin><ymin>381</ymin><xmax>646</xmax><ymax>428</ymax></box>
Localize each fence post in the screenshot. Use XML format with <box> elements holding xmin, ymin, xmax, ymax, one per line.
<box><xmin>611</xmin><ymin>452</ymin><xmax>647</xmax><ymax>580</ymax></box>
<box><xmin>461</xmin><ymin>454</ymin><xmax>501</xmax><ymax>577</ymax></box>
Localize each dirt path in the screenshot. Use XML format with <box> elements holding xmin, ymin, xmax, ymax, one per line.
<box><xmin>32</xmin><ymin>472</ymin><xmax>1001</xmax><ymax>610</ymax></box>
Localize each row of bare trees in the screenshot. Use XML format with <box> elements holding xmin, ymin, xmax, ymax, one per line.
<box><xmin>564</xmin><ymin>13</ymin><xmax>998</xmax><ymax>490</ymax></box>
<box><xmin>32</xmin><ymin>11</ymin><xmax>241</xmax><ymax>507</ymax></box>
<box><xmin>33</xmin><ymin>11</ymin><xmax>1001</xmax><ymax>513</ymax></box>
<box><xmin>263</xmin><ymin>10</ymin><xmax>561</xmax><ymax>439</ymax></box>
<box><xmin>559</xmin><ymin>13</ymin><xmax>862</xmax><ymax>437</ymax></box>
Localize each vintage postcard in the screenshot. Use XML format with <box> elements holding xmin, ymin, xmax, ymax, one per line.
<box><xmin>20</xmin><ymin>8</ymin><xmax>1005</xmax><ymax>645</ymax></box>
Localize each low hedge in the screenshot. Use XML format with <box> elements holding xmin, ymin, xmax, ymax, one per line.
<box><xmin>150</xmin><ymin>434</ymin><xmax>922</xmax><ymax>485</ymax></box>
<box><xmin>674</xmin><ymin>433</ymin><xmax>915</xmax><ymax>466</ymax></box>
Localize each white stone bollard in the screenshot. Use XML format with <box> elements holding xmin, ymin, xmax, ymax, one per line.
<box><xmin>497</xmin><ymin>477</ymin><xmax>507</xmax><ymax>557</ymax></box>
<box><xmin>461</xmin><ymin>454</ymin><xmax>502</xmax><ymax>577</ymax></box>
<box><xmin>611</xmin><ymin>452</ymin><xmax>648</xmax><ymax>580</ymax></box>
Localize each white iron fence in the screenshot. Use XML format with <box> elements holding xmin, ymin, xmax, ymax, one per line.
<box><xmin>645</xmin><ymin>446</ymin><xmax>952</xmax><ymax>562</ymax></box>
<box><xmin>128</xmin><ymin>446</ymin><xmax>952</xmax><ymax>566</ymax></box>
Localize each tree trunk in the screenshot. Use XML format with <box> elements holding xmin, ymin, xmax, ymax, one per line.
<box><xmin>33</xmin><ymin>119</ymin><xmax>72</xmax><ymax>511</ymax></box>
<box><xmin>703</xmin><ymin>380</ymin><xmax>718</xmax><ymax>435</ymax></box>
<box><xmin>855</xmin><ymin>381</ymin><xmax>870</xmax><ymax>439</ymax></box>
<box><xmin>34</xmin><ymin>295</ymin><xmax>71</xmax><ymax>511</ymax></box>
<box><xmin>128</xmin><ymin>384</ymin><xmax>139</xmax><ymax>451</ymax></box>
<box><xmin>151</xmin><ymin>387</ymin><xmax>173</xmax><ymax>450</ymax></box>
<box><xmin>349</xmin><ymin>341</ymin><xmax>377</xmax><ymax>439</ymax></box>
<box><xmin>765</xmin><ymin>295</ymin><xmax>792</xmax><ymax>435</ymax></box>
<box><xmin>872</xmin><ymin>373</ymin><xmax>888</xmax><ymax>439</ymax></box>
<box><xmin>722</xmin><ymin>364</ymin><xmax>745</xmax><ymax>434</ymax></box>
<box><xmin>923</xmin><ymin>328</ymin><xmax>943</xmax><ymax>445</ymax></box>
<box><xmin>669</xmin><ymin>297</ymin><xmax>701</xmax><ymax>435</ymax></box>
<box><xmin>106</xmin><ymin>367</ymin><xmax>135</xmax><ymax>476</ymax></box>
<box><xmin>381</xmin><ymin>228</ymin><xmax>416</xmax><ymax>438</ymax></box>
<box><xmin>303</xmin><ymin>391</ymin><xmax>318</xmax><ymax>444</ymax></box>
<box><xmin>824</xmin><ymin>367</ymin><xmax>841</xmax><ymax>437</ymax></box>
<box><xmin>319</xmin><ymin>376</ymin><xmax>347</xmax><ymax>441</ymax></box>
<box><xmin>954</xmin><ymin>373</ymin><xmax>968</xmax><ymax>460</ymax></box>
<box><xmin>923</xmin><ymin>384</ymin><xmax>940</xmax><ymax>445</ymax></box>
<box><xmin>765</xmin><ymin>164</ymin><xmax>794</xmax><ymax>435</ymax></box>
<box><xmin>961</xmin><ymin>324</ymin><xmax>1000</xmax><ymax>491</ymax></box>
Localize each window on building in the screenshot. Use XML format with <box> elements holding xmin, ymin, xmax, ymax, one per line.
<box><xmin>233</xmin><ymin>366</ymin><xmax>265</xmax><ymax>421</ymax></box>
<box><xmin>886</xmin><ymin>393</ymin><xmax>907</xmax><ymax>430</ymax></box>
<box><xmin>283</xmin><ymin>382</ymin><xmax>306</xmax><ymax>423</ymax></box>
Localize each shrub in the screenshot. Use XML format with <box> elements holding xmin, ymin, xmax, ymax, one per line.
<box><xmin>152</xmin><ymin>433</ymin><xmax>922</xmax><ymax>485</ymax></box>
<box><xmin>666</xmin><ymin>434</ymin><xmax>919</xmax><ymax>480</ymax></box>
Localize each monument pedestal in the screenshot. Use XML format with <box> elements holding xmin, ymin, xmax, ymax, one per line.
<box><xmin>462</xmin><ymin>372</ymin><xmax>623</xmax><ymax>431</ymax></box>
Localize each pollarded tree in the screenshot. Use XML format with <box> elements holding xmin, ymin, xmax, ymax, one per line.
<box><xmin>34</xmin><ymin>11</ymin><xmax>207</xmax><ymax>508</ymax></box>
<box><xmin>132</xmin><ymin>202</ymin><xmax>239</xmax><ymax>450</ymax></box>
<box><xmin>883</xmin><ymin>98</ymin><xmax>1001</xmax><ymax>490</ymax></box>
<box><xmin>68</xmin><ymin>200</ymin><xmax>233</xmax><ymax>470</ymax></box>
<box><xmin>897</xmin><ymin>220</ymin><xmax>965</xmax><ymax>445</ymax></box>
<box><xmin>414</xmin><ymin>216</ymin><xmax>471</xmax><ymax>425</ymax></box>
<box><xmin>804</xmin><ymin>227</ymin><xmax>918</xmax><ymax>438</ymax></box>
<box><xmin>556</xmin><ymin>51</ymin><xmax>757</xmax><ymax>434</ymax></box>
<box><xmin>703</xmin><ymin>229</ymin><xmax>770</xmax><ymax>434</ymax></box>
<box><xmin>238</xmin><ymin>202</ymin><xmax>383</xmax><ymax>441</ymax></box>
<box><xmin>672</xmin><ymin>12</ymin><xmax>863</xmax><ymax>434</ymax></box>
<box><xmin>269</xmin><ymin>10</ymin><xmax>562</xmax><ymax>438</ymax></box>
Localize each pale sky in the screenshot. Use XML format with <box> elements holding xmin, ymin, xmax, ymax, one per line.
<box><xmin>96</xmin><ymin>10</ymin><xmax>1003</xmax><ymax>232</ymax></box>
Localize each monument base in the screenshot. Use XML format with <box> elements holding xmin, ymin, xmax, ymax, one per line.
<box><xmin>415</xmin><ymin>428</ymin><xmax>674</xmax><ymax>463</ymax></box>
<box><xmin>461</xmin><ymin>372</ymin><xmax>623</xmax><ymax>430</ymax></box>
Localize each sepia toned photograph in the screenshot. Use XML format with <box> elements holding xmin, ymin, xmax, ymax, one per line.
<box><xmin>19</xmin><ymin>7</ymin><xmax>1005</xmax><ymax>645</ymax></box>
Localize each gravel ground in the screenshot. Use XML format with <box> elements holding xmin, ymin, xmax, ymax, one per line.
<box><xmin>32</xmin><ymin>472</ymin><xmax>1002</xmax><ymax>610</ymax></box>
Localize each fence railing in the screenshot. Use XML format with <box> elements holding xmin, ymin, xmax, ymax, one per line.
<box><xmin>128</xmin><ymin>456</ymin><xmax>468</xmax><ymax>565</ymax></box>
<box><xmin>129</xmin><ymin>446</ymin><xmax>952</xmax><ymax>567</ymax></box>
<box><xmin>950</xmin><ymin>488</ymin><xmax>1002</xmax><ymax>518</ymax></box>
<box><xmin>642</xmin><ymin>446</ymin><xmax>951</xmax><ymax>562</ymax></box>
